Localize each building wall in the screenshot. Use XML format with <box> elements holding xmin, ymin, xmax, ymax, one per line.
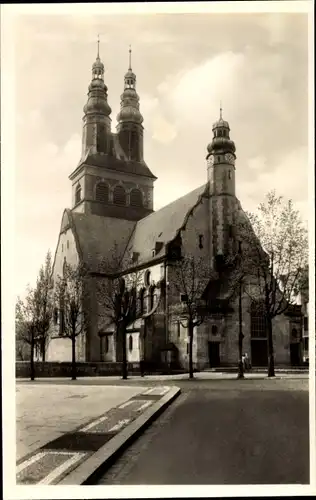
<box><xmin>127</xmin><ymin>332</ymin><xmax>140</xmax><ymax>362</ymax></box>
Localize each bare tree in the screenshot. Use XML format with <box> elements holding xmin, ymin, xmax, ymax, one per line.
<box><xmin>96</xmin><ymin>249</ymin><xmax>143</xmax><ymax>380</ymax></box>
<box><xmin>15</xmin><ymin>287</ymin><xmax>42</xmax><ymax>380</ymax></box>
<box><xmin>171</xmin><ymin>253</ymin><xmax>213</xmax><ymax>379</ymax></box>
<box><xmin>36</xmin><ymin>251</ymin><xmax>54</xmax><ymax>362</ymax></box>
<box><xmin>237</xmin><ymin>191</ymin><xmax>308</xmax><ymax>377</ymax></box>
<box><xmin>54</xmin><ymin>262</ymin><xmax>88</xmax><ymax>380</ymax></box>
<box><xmin>15</xmin><ymin>250</ymin><xmax>54</xmax><ymax>375</ymax></box>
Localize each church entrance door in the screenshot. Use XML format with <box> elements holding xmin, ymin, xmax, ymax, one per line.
<box><xmin>208</xmin><ymin>341</ymin><xmax>220</xmax><ymax>367</ymax></box>
<box><xmin>290</xmin><ymin>343</ymin><xmax>300</xmax><ymax>366</ymax></box>
<box><xmin>251</xmin><ymin>339</ymin><xmax>268</xmax><ymax>367</ymax></box>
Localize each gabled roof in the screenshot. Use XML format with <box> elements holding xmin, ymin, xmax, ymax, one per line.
<box><xmin>60</xmin><ymin>183</ymin><xmax>208</xmax><ymax>274</ymax></box>
<box><xmin>65</xmin><ymin>210</ymin><xmax>136</xmax><ymax>273</ymax></box>
<box><xmin>124</xmin><ymin>183</ymin><xmax>208</xmax><ymax>265</ymax></box>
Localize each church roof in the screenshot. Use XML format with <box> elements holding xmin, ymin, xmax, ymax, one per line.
<box><xmin>68</xmin><ymin>210</ymin><xmax>136</xmax><ymax>273</ymax></box>
<box><xmin>60</xmin><ymin>183</ymin><xmax>208</xmax><ymax>274</ymax></box>
<box><xmin>78</xmin><ymin>131</ymin><xmax>157</xmax><ymax>180</ymax></box>
<box><xmin>124</xmin><ymin>183</ymin><xmax>208</xmax><ymax>265</ymax></box>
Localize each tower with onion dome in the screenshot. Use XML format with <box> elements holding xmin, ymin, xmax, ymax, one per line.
<box><xmin>81</xmin><ymin>38</ymin><xmax>112</xmax><ymax>158</ymax></box>
<box><xmin>69</xmin><ymin>42</ymin><xmax>156</xmax><ymax>221</ymax></box>
<box><xmin>116</xmin><ymin>46</ymin><xmax>144</xmax><ymax>163</ymax></box>
<box><xmin>206</xmin><ymin>107</ymin><xmax>238</xmax><ymax>268</ymax></box>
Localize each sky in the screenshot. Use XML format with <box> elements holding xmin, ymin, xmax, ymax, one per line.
<box><xmin>4</xmin><ymin>3</ymin><xmax>310</xmax><ymax>298</ymax></box>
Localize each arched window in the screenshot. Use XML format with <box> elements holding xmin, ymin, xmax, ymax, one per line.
<box><xmin>75</xmin><ymin>184</ymin><xmax>81</xmax><ymax>204</ymax></box>
<box><xmin>129</xmin><ymin>335</ymin><xmax>133</xmax><ymax>351</ymax></box>
<box><xmin>251</xmin><ymin>301</ymin><xmax>267</xmax><ymax>338</ymax></box>
<box><xmin>211</xmin><ymin>325</ymin><xmax>218</xmax><ymax>335</ymax></box>
<box><xmin>105</xmin><ymin>336</ymin><xmax>109</xmax><ymax>353</ymax></box>
<box><xmin>150</xmin><ymin>285</ymin><xmax>157</xmax><ymax>309</ymax></box>
<box><xmin>292</xmin><ymin>328</ymin><xmax>298</xmax><ymax>339</ymax></box>
<box><xmin>228</xmin><ymin>170</ymin><xmax>231</xmax><ymax>180</ymax></box>
<box><xmin>130</xmin><ymin>188</ymin><xmax>143</xmax><ymax>207</ymax></box>
<box><xmin>139</xmin><ymin>288</ymin><xmax>145</xmax><ymax>315</ymax></box>
<box><xmin>53</xmin><ymin>308</ymin><xmax>58</xmax><ymax>325</ymax></box>
<box><xmin>113</xmin><ymin>185</ymin><xmax>126</xmax><ymax>206</ymax></box>
<box><xmin>96</xmin><ymin>182</ymin><xmax>109</xmax><ymax>203</ymax></box>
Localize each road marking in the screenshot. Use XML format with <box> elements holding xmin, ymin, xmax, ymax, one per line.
<box><xmin>38</xmin><ymin>452</ymin><xmax>84</xmax><ymax>485</ymax></box>
<box><xmin>136</xmin><ymin>401</ymin><xmax>152</xmax><ymax>412</ymax></box>
<box><xmin>142</xmin><ymin>387</ymin><xmax>155</xmax><ymax>395</ymax></box>
<box><xmin>143</xmin><ymin>386</ymin><xmax>170</xmax><ymax>396</ymax></box>
<box><xmin>80</xmin><ymin>415</ymin><xmax>108</xmax><ymax>432</ymax></box>
<box><xmin>17</xmin><ymin>451</ymin><xmax>47</xmax><ymax>474</ymax></box>
<box><xmin>118</xmin><ymin>400</ymin><xmax>134</xmax><ymax>409</ymax></box>
<box><xmin>157</xmin><ymin>387</ymin><xmax>170</xmax><ymax>396</ymax></box>
<box><xmin>108</xmin><ymin>419</ymin><xmax>131</xmax><ymax>432</ymax></box>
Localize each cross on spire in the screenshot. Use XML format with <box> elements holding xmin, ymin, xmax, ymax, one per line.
<box><xmin>97</xmin><ymin>34</ymin><xmax>100</xmax><ymax>59</ymax></box>
<box><xmin>220</xmin><ymin>100</ymin><xmax>223</xmax><ymax>119</ymax></box>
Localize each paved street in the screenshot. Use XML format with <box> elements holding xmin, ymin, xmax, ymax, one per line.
<box><xmin>16</xmin><ymin>383</ymin><xmax>146</xmax><ymax>461</ymax></box>
<box><xmin>97</xmin><ymin>376</ymin><xmax>309</xmax><ymax>485</ymax></box>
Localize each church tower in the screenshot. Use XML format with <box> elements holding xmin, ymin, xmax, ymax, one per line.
<box><xmin>81</xmin><ymin>38</ymin><xmax>113</xmax><ymax>159</ymax></box>
<box><xmin>206</xmin><ymin>108</ymin><xmax>238</xmax><ymax>269</ymax></box>
<box><xmin>69</xmin><ymin>43</ymin><xmax>156</xmax><ymax>221</ymax></box>
<box><xmin>116</xmin><ymin>46</ymin><xmax>144</xmax><ymax>163</ymax></box>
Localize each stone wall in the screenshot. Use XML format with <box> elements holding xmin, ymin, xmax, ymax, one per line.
<box><xmin>16</xmin><ymin>361</ymin><xmax>141</xmax><ymax>378</ymax></box>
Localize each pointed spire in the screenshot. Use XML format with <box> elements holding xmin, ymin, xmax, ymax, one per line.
<box><xmin>220</xmin><ymin>100</ymin><xmax>223</xmax><ymax>120</ymax></box>
<box><xmin>129</xmin><ymin>44</ymin><xmax>132</xmax><ymax>70</ymax></box>
<box><xmin>97</xmin><ymin>34</ymin><xmax>100</xmax><ymax>60</ymax></box>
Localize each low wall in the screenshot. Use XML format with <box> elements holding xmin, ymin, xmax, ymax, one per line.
<box><xmin>16</xmin><ymin>361</ymin><xmax>186</xmax><ymax>378</ymax></box>
<box><xmin>16</xmin><ymin>361</ymin><xmax>140</xmax><ymax>378</ymax></box>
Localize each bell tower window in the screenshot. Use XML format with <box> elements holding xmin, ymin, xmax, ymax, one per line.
<box><xmin>130</xmin><ymin>188</ymin><xmax>143</xmax><ymax>207</ymax></box>
<box><xmin>113</xmin><ymin>185</ymin><xmax>126</xmax><ymax>206</ymax></box>
<box><xmin>96</xmin><ymin>182</ymin><xmax>109</xmax><ymax>203</ymax></box>
<box><xmin>75</xmin><ymin>184</ymin><xmax>81</xmax><ymax>204</ymax></box>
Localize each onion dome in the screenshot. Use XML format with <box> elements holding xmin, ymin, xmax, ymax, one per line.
<box><xmin>207</xmin><ymin>106</ymin><xmax>236</xmax><ymax>155</ymax></box>
<box><xmin>116</xmin><ymin>46</ymin><xmax>144</xmax><ymax>125</ymax></box>
<box><xmin>83</xmin><ymin>39</ymin><xmax>111</xmax><ymax>117</ymax></box>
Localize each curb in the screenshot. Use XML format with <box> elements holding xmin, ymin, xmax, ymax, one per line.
<box><xmin>58</xmin><ymin>386</ymin><xmax>181</xmax><ymax>485</ymax></box>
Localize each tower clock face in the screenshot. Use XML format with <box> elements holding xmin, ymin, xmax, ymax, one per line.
<box><xmin>208</xmin><ymin>155</ymin><xmax>214</xmax><ymax>166</ymax></box>
<box><xmin>225</xmin><ymin>153</ymin><xmax>235</xmax><ymax>165</ymax></box>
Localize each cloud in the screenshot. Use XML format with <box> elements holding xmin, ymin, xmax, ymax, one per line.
<box><xmin>238</xmin><ymin>146</ymin><xmax>308</xmax><ymax>222</ymax></box>
<box><xmin>10</xmin><ymin>12</ymin><xmax>308</xmax><ymax>297</ymax></box>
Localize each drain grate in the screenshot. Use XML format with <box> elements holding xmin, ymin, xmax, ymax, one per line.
<box><xmin>41</xmin><ymin>432</ymin><xmax>115</xmax><ymax>452</ymax></box>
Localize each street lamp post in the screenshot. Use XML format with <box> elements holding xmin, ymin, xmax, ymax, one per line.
<box><xmin>237</xmin><ymin>241</ymin><xmax>244</xmax><ymax>379</ymax></box>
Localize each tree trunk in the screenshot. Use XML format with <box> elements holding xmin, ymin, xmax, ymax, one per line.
<box><xmin>188</xmin><ymin>321</ymin><xmax>194</xmax><ymax>379</ymax></box>
<box><xmin>121</xmin><ymin>323</ymin><xmax>128</xmax><ymax>380</ymax></box>
<box><xmin>41</xmin><ymin>338</ymin><xmax>46</xmax><ymax>363</ymax></box>
<box><xmin>237</xmin><ymin>281</ymin><xmax>244</xmax><ymax>379</ymax></box>
<box><xmin>267</xmin><ymin>315</ymin><xmax>275</xmax><ymax>377</ymax></box>
<box><xmin>30</xmin><ymin>334</ymin><xmax>35</xmax><ymax>381</ymax></box>
<box><xmin>71</xmin><ymin>336</ymin><xmax>77</xmax><ymax>381</ymax></box>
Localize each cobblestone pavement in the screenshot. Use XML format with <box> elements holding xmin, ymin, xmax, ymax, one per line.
<box><xmin>96</xmin><ymin>377</ymin><xmax>309</xmax><ymax>485</ymax></box>
<box><xmin>16</xmin><ymin>383</ymin><xmax>172</xmax><ymax>485</ymax></box>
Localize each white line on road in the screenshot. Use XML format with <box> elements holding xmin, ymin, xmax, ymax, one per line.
<box><xmin>17</xmin><ymin>451</ymin><xmax>47</xmax><ymax>474</ymax></box>
<box><xmin>80</xmin><ymin>415</ymin><xmax>108</xmax><ymax>432</ymax></box>
<box><xmin>38</xmin><ymin>452</ymin><xmax>85</xmax><ymax>485</ymax></box>
<box><xmin>118</xmin><ymin>400</ymin><xmax>134</xmax><ymax>409</ymax></box>
<box><xmin>108</xmin><ymin>418</ymin><xmax>131</xmax><ymax>432</ymax></box>
<box><xmin>157</xmin><ymin>387</ymin><xmax>170</xmax><ymax>396</ymax></box>
<box><xmin>136</xmin><ymin>401</ymin><xmax>152</xmax><ymax>412</ymax></box>
<box><xmin>142</xmin><ymin>387</ymin><xmax>155</xmax><ymax>395</ymax></box>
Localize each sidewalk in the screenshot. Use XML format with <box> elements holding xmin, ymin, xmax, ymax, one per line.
<box><xmin>17</xmin><ymin>369</ymin><xmax>309</xmax><ymax>387</ymax></box>
<box><xmin>16</xmin><ymin>382</ymin><xmax>180</xmax><ymax>485</ymax></box>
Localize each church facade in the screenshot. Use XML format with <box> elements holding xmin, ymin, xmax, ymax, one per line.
<box><xmin>47</xmin><ymin>47</ymin><xmax>302</xmax><ymax>370</ymax></box>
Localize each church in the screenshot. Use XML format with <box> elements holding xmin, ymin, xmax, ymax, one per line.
<box><xmin>47</xmin><ymin>45</ymin><xmax>302</xmax><ymax>370</ymax></box>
